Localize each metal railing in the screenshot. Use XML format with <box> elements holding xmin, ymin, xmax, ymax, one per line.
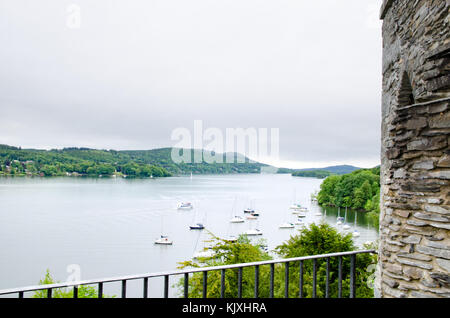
<box><xmin>0</xmin><ymin>249</ymin><xmax>376</xmax><ymax>298</ymax></box>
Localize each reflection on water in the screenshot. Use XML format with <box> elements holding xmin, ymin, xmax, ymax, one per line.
<box><xmin>0</xmin><ymin>174</ymin><xmax>378</xmax><ymax>297</ymax></box>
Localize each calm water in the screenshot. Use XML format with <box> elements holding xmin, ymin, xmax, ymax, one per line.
<box><xmin>0</xmin><ymin>174</ymin><xmax>378</xmax><ymax>297</ymax></box>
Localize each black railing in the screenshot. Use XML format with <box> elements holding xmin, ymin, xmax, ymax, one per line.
<box><xmin>0</xmin><ymin>250</ymin><xmax>376</xmax><ymax>298</ymax></box>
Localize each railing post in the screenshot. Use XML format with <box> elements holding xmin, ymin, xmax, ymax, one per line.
<box><xmin>299</xmin><ymin>260</ymin><xmax>303</xmax><ymax>298</ymax></box>
<box><xmin>338</xmin><ymin>256</ymin><xmax>343</xmax><ymax>298</ymax></box>
<box><xmin>98</xmin><ymin>282</ymin><xmax>103</xmax><ymax>299</ymax></box>
<box><xmin>312</xmin><ymin>259</ymin><xmax>317</xmax><ymax>298</ymax></box>
<box><xmin>143</xmin><ymin>277</ymin><xmax>148</xmax><ymax>298</ymax></box>
<box><xmin>254</xmin><ymin>265</ymin><xmax>260</xmax><ymax>298</ymax></box>
<box><xmin>284</xmin><ymin>262</ymin><xmax>289</xmax><ymax>298</ymax></box>
<box><xmin>18</xmin><ymin>291</ymin><xmax>24</xmax><ymax>299</ymax></box>
<box><xmin>350</xmin><ymin>254</ymin><xmax>356</xmax><ymax>298</ymax></box>
<box><xmin>221</xmin><ymin>269</ymin><xmax>226</xmax><ymax>298</ymax></box>
<box><xmin>184</xmin><ymin>273</ymin><xmax>189</xmax><ymax>298</ymax></box>
<box><xmin>121</xmin><ymin>280</ymin><xmax>127</xmax><ymax>298</ymax></box>
<box><xmin>164</xmin><ymin>275</ymin><xmax>169</xmax><ymax>298</ymax></box>
<box><xmin>73</xmin><ymin>286</ymin><xmax>78</xmax><ymax>298</ymax></box>
<box><xmin>269</xmin><ymin>263</ymin><xmax>274</xmax><ymax>298</ymax></box>
<box><xmin>203</xmin><ymin>271</ymin><xmax>208</xmax><ymax>298</ymax></box>
<box><xmin>47</xmin><ymin>288</ymin><xmax>52</xmax><ymax>299</ymax></box>
<box><xmin>237</xmin><ymin>268</ymin><xmax>242</xmax><ymax>298</ymax></box>
<box><xmin>326</xmin><ymin>258</ymin><xmax>330</xmax><ymax>298</ymax></box>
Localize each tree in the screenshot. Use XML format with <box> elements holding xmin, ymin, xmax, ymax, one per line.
<box><xmin>275</xmin><ymin>223</ymin><xmax>375</xmax><ymax>298</ymax></box>
<box><xmin>177</xmin><ymin>224</ymin><xmax>376</xmax><ymax>298</ymax></box>
<box><xmin>177</xmin><ymin>234</ymin><xmax>272</xmax><ymax>298</ymax></box>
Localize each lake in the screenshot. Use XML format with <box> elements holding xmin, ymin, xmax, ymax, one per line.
<box><xmin>0</xmin><ymin>174</ymin><xmax>378</xmax><ymax>297</ymax></box>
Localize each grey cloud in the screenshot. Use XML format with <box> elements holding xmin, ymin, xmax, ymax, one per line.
<box><xmin>0</xmin><ymin>0</ymin><xmax>383</xmax><ymax>168</ymax></box>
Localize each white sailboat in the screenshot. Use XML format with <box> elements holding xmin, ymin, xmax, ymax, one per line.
<box><xmin>280</xmin><ymin>209</ymin><xmax>295</xmax><ymax>229</ymax></box>
<box><xmin>279</xmin><ymin>222</ymin><xmax>295</xmax><ymax>229</ymax></box>
<box><xmin>193</xmin><ymin>247</ymin><xmax>215</xmax><ymax>259</ymax></box>
<box><xmin>244</xmin><ymin>228</ymin><xmax>263</xmax><ymax>236</ymax></box>
<box><xmin>178</xmin><ymin>202</ymin><xmax>193</xmax><ymax>210</ymax></box>
<box><xmin>289</xmin><ymin>189</ymin><xmax>305</xmax><ymax>211</ymax></box>
<box><xmin>352</xmin><ymin>213</ymin><xmax>360</xmax><ymax>237</ymax></box>
<box><xmin>336</xmin><ymin>207</ymin><xmax>343</xmax><ymax>225</ymax></box>
<box><xmin>230</xmin><ymin>216</ymin><xmax>245</xmax><ymax>223</ymax></box>
<box><xmin>154</xmin><ymin>235</ymin><xmax>173</xmax><ymax>245</ymax></box>
<box><xmin>244</xmin><ymin>220</ymin><xmax>263</xmax><ymax>236</ymax></box>
<box><xmin>230</xmin><ymin>197</ymin><xmax>245</xmax><ymax>223</ymax></box>
<box><xmin>343</xmin><ymin>207</ymin><xmax>351</xmax><ymax>230</ymax></box>
<box><xmin>154</xmin><ymin>215</ymin><xmax>173</xmax><ymax>245</ymax></box>
<box><xmin>243</xmin><ymin>198</ymin><xmax>255</xmax><ymax>213</ymax></box>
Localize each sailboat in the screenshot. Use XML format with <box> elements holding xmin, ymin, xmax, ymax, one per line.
<box><xmin>343</xmin><ymin>207</ymin><xmax>351</xmax><ymax>230</ymax></box>
<box><xmin>243</xmin><ymin>198</ymin><xmax>255</xmax><ymax>213</ymax></box>
<box><xmin>279</xmin><ymin>222</ymin><xmax>295</xmax><ymax>229</ymax></box>
<box><xmin>294</xmin><ymin>217</ymin><xmax>305</xmax><ymax>226</ymax></box>
<box><xmin>230</xmin><ymin>197</ymin><xmax>245</xmax><ymax>223</ymax></box>
<box><xmin>244</xmin><ymin>228</ymin><xmax>263</xmax><ymax>236</ymax></box>
<box><xmin>352</xmin><ymin>213</ymin><xmax>360</xmax><ymax>237</ymax></box>
<box><xmin>246</xmin><ymin>206</ymin><xmax>259</xmax><ymax>219</ymax></box>
<box><xmin>154</xmin><ymin>214</ymin><xmax>173</xmax><ymax>245</ymax></box>
<box><xmin>297</xmin><ymin>212</ymin><xmax>307</xmax><ymax>218</ymax></box>
<box><xmin>178</xmin><ymin>202</ymin><xmax>193</xmax><ymax>210</ymax></box>
<box><xmin>154</xmin><ymin>235</ymin><xmax>173</xmax><ymax>245</ymax></box>
<box><xmin>225</xmin><ymin>235</ymin><xmax>238</xmax><ymax>243</ymax></box>
<box><xmin>193</xmin><ymin>248</ymin><xmax>215</xmax><ymax>259</ymax></box>
<box><xmin>193</xmin><ymin>236</ymin><xmax>215</xmax><ymax>259</ymax></box>
<box><xmin>336</xmin><ymin>207</ymin><xmax>344</xmax><ymax>225</ymax></box>
<box><xmin>244</xmin><ymin>220</ymin><xmax>263</xmax><ymax>236</ymax></box>
<box><xmin>279</xmin><ymin>209</ymin><xmax>295</xmax><ymax>229</ymax></box>
<box><xmin>189</xmin><ymin>208</ymin><xmax>205</xmax><ymax>230</ymax></box>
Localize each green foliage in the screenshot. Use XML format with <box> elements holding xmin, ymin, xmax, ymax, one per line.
<box><xmin>317</xmin><ymin>167</ymin><xmax>381</xmax><ymax>227</ymax></box>
<box><xmin>177</xmin><ymin>234</ymin><xmax>272</xmax><ymax>298</ymax></box>
<box><xmin>291</xmin><ymin>170</ymin><xmax>331</xmax><ymax>179</ymax></box>
<box><xmin>32</xmin><ymin>269</ymin><xmax>114</xmax><ymax>298</ymax></box>
<box><xmin>275</xmin><ymin>223</ymin><xmax>375</xmax><ymax>298</ymax></box>
<box><xmin>177</xmin><ymin>224</ymin><xmax>376</xmax><ymax>298</ymax></box>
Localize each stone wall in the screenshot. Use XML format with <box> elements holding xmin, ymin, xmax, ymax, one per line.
<box><xmin>378</xmin><ymin>0</ymin><xmax>450</xmax><ymax>298</ymax></box>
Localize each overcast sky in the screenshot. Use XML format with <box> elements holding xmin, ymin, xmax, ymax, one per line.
<box><xmin>0</xmin><ymin>0</ymin><xmax>383</xmax><ymax>169</ymax></box>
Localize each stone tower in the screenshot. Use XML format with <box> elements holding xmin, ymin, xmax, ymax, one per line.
<box><xmin>378</xmin><ymin>0</ymin><xmax>449</xmax><ymax>297</ymax></box>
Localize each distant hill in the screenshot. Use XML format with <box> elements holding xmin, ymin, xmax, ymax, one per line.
<box><xmin>278</xmin><ymin>165</ymin><xmax>362</xmax><ymax>178</ymax></box>
<box><xmin>0</xmin><ymin>145</ymin><xmax>269</xmax><ymax>177</ymax></box>
<box><xmin>302</xmin><ymin>165</ymin><xmax>361</xmax><ymax>175</ymax></box>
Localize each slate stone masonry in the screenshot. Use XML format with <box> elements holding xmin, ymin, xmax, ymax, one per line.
<box><xmin>378</xmin><ymin>0</ymin><xmax>449</xmax><ymax>298</ymax></box>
